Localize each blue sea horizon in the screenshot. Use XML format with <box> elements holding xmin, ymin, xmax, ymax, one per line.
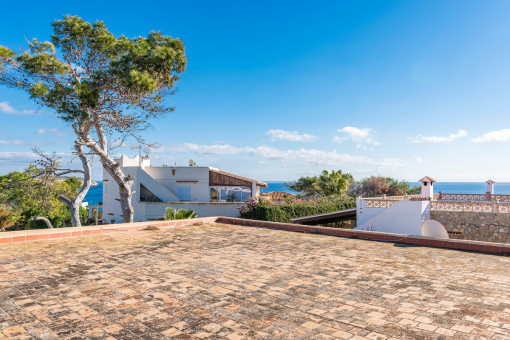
<box><xmin>84</xmin><ymin>181</ymin><xmax>510</xmax><ymax>206</ymax></box>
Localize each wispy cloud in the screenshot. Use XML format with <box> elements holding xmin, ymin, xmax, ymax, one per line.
<box><xmin>0</xmin><ymin>102</ymin><xmax>35</xmax><ymax>115</ymax></box>
<box><xmin>472</xmin><ymin>129</ymin><xmax>510</xmax><ymax>143</ymax></box>
<box><xmin>266</xmin><ymin>129</ymin><xmax>318</xmax><ymax>142</ymax></box>
<box><xmin>333</xmin><ymin>126</ymin><xmax>379</xmax><ymax>148</ymax></box>
<box><xmin>0</xmin><ymin>152</ymin><xmax>37</xmax><ymax>164</ymax></box>
<box><xmin>38</xmin><ymin>128</ymin><xmax>67</xmax><ymax>137</ymax></box>
<box><xmin>410</xmin><ymin>130</ymin><xmax>467</xmax><ymax>143</ymax></box>
<box><xmin>0</xmin><ymin>139</ymin><xmax>26</xmax><ymax>146</ymax></box>
<box><xmin>160</xmin><ymin>143</ymin><xmax>403</xmax><ymax>169</ymax></box>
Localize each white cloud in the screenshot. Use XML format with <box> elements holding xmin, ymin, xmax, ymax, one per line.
<box><xmin>0</xmin><ymin>102</ymin><xmax>35</xmax><ymax>115</ymax></box>
<box><xmin>38</xmin><ymin>128</ymin><xmax>67</xmax><ymax>137</ymax></box>
<box><xmin>410</xmin><ymin>130</ymin><xmax>467</xmax><ymax>143</ymax></box>
<box><xmin>472</xmin><ymin>129</ymin><xmax>510</xmax><ymax>143</ymax></box>
<box><xmin>162</xmin><ymin>143</ymin><xmax>244</xmax><ymax>155</ymax></box>
<box><xmin>0</xmin><ymin>152</ymin><xmax>37</xmax><ymax>164</ymax></box>
<box><xmin>333</xmin><ymin>126</ymin><xmax>379</xmax><ymax>147</ymax></box>
<box><xmin>161</xmin><ymin>143</ymin><xmax>402</xmax><ymax>169</ymax></box>
<box><xmin>266</xmin><ymin>129</ymin><xmax>318</xmax><ymax>142</ymax></box>
<box><xmin>413</xmin><ymin>156</ymin><xmax>423</xmax><ymax>163</ymax></box>
<box><xmin>0</xmin><ymin>139</ymin><xmax>26</xmax><ymax>145</ymax></box>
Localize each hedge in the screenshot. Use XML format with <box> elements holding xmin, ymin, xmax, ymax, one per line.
<box><xmin>239</xmin><ymin>200</ymin><xmax>355</xmax><ymax>223</ymax></box>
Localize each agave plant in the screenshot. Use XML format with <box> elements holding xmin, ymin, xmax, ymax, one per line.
<box><xmin>164</xmin><ymin>208</ymin><xmax>198</xmax><ymax>220</ymax></box>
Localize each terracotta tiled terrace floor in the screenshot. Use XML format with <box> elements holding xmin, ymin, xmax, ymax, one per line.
<box><xmin>1</xmin><ymin>223</ymin><xmax>510</xmax><ymax>340</ymax></box>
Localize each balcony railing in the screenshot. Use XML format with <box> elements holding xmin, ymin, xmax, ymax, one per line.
<box><xmin>437</xmin><ymin>192</ymin><xmax>510</xmax><ymax>202</ymax></box>
<box><xmin>361</xmin><ymin>195</ymin><xmax>510</xmax><ymax>213</ymax></box>
<box><xmin>431</xmin><ymin>200</ymin><xmax>510</xmax><ymax>213</ymax></box>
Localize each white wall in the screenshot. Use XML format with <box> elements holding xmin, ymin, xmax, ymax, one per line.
<box><xmin>355</xmin><ymin>200</ymin><xmax>431</xmax><ymax>236</ymax></box>
<box><xmin>144</xmin><ymin>166</ymin><xmax>211</xmax><ymax>202</ymax></box>
<box><xmin>142</xmin><ymin>202</ymin><xmax>243</xmax><ymax>220</ymax></box>
<box><xmin>356</xmin><ymin>198</ymin><xmax>387</xmax><ymax>226</ymax></box>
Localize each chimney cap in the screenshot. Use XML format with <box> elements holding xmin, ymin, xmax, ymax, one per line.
<box><xmin>419</xmin><ymin>176</ymin><xmax>436</xmax><ymax>183</ymax></box>
<box><xmin>486</xmin><ymin>179</ymin><xmax>496</xmax><ymax>184</ymax></box>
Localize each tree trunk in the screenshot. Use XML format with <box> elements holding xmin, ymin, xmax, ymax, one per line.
<box><xmin>79</xmin><ymin>120</ymin><xmax>135</xmax><ymax>224</ymax></box>
<box><xmin>71</xmin><ymin>143</ymin><xmax>93</xmax><ymax>227</ymax></box>
<box><xmin>57</xmin><ymin>143</ymin><xmax>92</xmax><ymax>227</ymax></box>
<box><xmin>102</xmin><ymin>161</ymin><xmax>134</xmax><ymax>223</ymax></box>
<box><xmin>59</xmin><ymin>195</ymin><xmax>82</xmax><ymax>228</ymax></box>
<box><xmin>119</xmin><ymin>184</ymin><xmax>134</xmax><ymax>223</ymax></box>
<box><xmin>31</xmin><ymin>216</ymin><xmax>54</xmax><ymax>229</ymax></box>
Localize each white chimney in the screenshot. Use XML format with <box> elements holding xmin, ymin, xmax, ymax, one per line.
<box><xmin>486</xmin><ymin>179</ymin><xmax>495</xmax><ymax>195</ymax></box>
<box><xmin>419</xmin><ymin>176</ymin><xmax>436</xmax><ymax>199</ymax></box>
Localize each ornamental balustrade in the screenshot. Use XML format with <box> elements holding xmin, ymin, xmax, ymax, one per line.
<box><xmin>362</xmin><ymin>196</ymin><xmax>510</xmax><ymax>213</ymax></box>
<box><xmin>437</xmin><ymin>192</ymin><xmax>510</xmax><ymax>202</ymax></box>
<box><xmin>431</xmin><ymin>200</ymin><xmax>510</xmax><ymax>213</ymax></box>
<box><xmin>364</xmin><ymin>199</ymin><xmax>399</xmax><ymax>209</ymax></box>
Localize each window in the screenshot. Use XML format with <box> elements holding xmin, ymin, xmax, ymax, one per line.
<box><xmin>424</xmin><ymin>182</ymin><xmax>428</xmax><ymax>186</ymax></box>
<box><xmin>178</xmin><ymin>186</ymin><xmax>191</xmax><ymax>201</ymax></box>
<box><xmin>210</xmin><ymin>187</ymin><xmax>219</xmax><ymax>202</ymax></box>
<box><xmin>210</xmin><ymin>186</ymin><xmax>252</xmax><ymax>202</ymax></box>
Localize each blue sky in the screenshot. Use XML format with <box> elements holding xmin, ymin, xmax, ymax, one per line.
<box><xmin>1</xmin><ymin>1</ymin><xmax>510</xmax><ymax>181</ymax></box>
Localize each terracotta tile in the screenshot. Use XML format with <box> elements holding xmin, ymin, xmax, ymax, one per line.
<box><xmin>0</xmin><ymin>222</ymin><xmax>509</xmax><ymax>339</ymax></box>
<box><xmin>12</xmin><ymin>236</ymin><xmax>25</xmax><ymax>242</ymax></box>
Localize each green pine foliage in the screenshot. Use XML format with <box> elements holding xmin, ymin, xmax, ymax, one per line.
<box><xmin>0</xmin><ymin>168</ymin><xmax>88</xmax><ymax>230</ymax></box>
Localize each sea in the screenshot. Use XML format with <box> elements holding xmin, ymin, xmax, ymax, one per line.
<box><xmin>84</xmin><ymin>181</ymin><xmax>510</xmax><ymax>206</ymax></box>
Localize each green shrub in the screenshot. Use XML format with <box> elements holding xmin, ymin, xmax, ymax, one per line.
<box><xmin>165</xmin><ymin>208</ymin><xmax>198</xmax><ymax>220</ymax></box>
<box><xmin>239</xmin><ymin>197</ymin><xmax>355</xmax><ymax>223</ymax></box>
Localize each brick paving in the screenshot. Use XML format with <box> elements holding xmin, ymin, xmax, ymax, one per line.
<box><xmin>1</xmin><ymin>223</ymin><xmax>510</xmax><ymax>339</ymax></box>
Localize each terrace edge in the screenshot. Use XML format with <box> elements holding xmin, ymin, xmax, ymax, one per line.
<box><xmin>1</xmin><ymin>216</ymin><xmax>509</xmax><ymax>255</ymax></box>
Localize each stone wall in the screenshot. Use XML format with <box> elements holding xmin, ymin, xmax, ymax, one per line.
<box><xmin>431</xmin><ymin>211</ymin><xmax>510</xmax><ymax>243</ymax></box>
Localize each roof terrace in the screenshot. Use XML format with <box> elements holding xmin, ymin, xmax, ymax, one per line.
<box><xmin>1</xmin><ymin>222</ymin><xmax>510</xmax><ymax>339</ymax></box>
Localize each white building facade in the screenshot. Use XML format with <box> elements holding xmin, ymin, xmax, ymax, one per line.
<box><xmin>102</xmin><ymin>155</ymin><xmax>267</xmax><ymax>222</ymax></box>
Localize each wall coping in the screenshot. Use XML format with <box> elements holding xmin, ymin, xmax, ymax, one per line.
<box><xmin>1</xmin><ymin>216</ymin><xmax>509</xmax><ymax>255</ymax></box>
<box><xmin>140</xmin><ymin>202</ymin><xmax>244</xmax><ymax>205</ymax></box>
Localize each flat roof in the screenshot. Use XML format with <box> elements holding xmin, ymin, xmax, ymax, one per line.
<box><xmin>210</xmin><ymin>168</ymin><xmax>268</xmax><ymax>187</ymax></box>
<box><xmin>290</xmin><ymin>208</ymin><xmax>357</xmax><ymax>225</ymax></box>
<box><xmin>1</xmin><ymin>223</ymin><xmax>508</xmax><ymax>339</ymax></box>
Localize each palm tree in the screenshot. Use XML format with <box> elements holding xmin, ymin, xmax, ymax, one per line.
<box><xmin>164</xmin><ymin>208</ymin><xmax>198</xmax><ymax>220</ymax></box>
<box><xmin>316</xmin><ymin>170</ymin><xmax>353</xmax><ymax>197</ymax></box>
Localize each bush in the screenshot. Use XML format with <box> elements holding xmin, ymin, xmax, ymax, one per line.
<box><xmin>239</xmin><ymin>197</ymin><xmax>355</xmax><ymax>223</ymax></box>
<box><xmin>165</xmin><ymin>208</ymin><xmax>198</xmax><ymax>220</ymax></box>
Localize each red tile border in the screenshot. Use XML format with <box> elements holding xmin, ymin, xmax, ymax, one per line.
<box><xmin>217</xmin><ymin>217</ymin><xmax>510</xmax><ymax>255</ymax></box>
<box><xmin>1</xmin><ymin>216</ymin><xmax>509</xmax><ymax>255</ymax></box>
<box><xmin>13</xmin><ymin>236</ymin><xmax>25</xmax><ymax>242</ymax></box>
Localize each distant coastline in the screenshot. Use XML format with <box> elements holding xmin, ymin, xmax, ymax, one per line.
<box><xmin>84</xmin><ymin>181</ymin><xmax>510</xmax><ymax>206</ymax></box>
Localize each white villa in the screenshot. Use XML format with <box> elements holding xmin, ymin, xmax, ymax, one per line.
<box><xmin>102</xmin><ymin>155</ymin><xmax>267</xmax><ymax>222</ymax></box>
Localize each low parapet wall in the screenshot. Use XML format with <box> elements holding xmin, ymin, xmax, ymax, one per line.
<box><xmin>431</xmin><ymin>211</ymin><xmax>510</xmax><ymax>243</ymax></box>
<box><xmin>1</xmin><ymin>216</ymin><xmax>510</xmax><ymax>255</ymax></box>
